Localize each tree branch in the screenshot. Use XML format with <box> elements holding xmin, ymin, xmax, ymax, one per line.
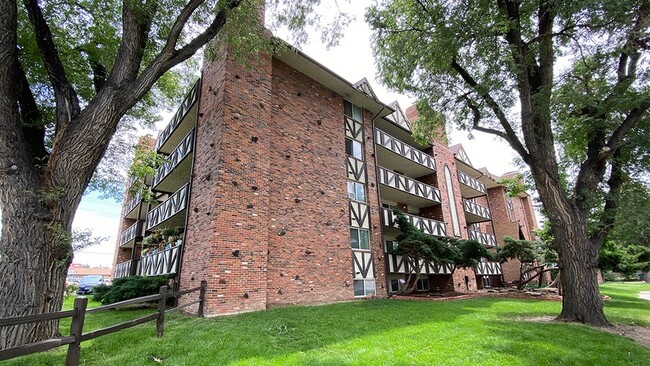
<box><xmin>450</xmin><ymin>58</ymin><xmax>530</xmax><ymax>163</ymax></box>
<box><xmin>589</xmin><ymin>148</ymin><xmax>625</xmax><ymax>247</ymax></box>
<box><xmin>17</xmin><ymin>61</ymin><xmax>48</xmax><ymax>162</ymax></box>
<box><xmin>22</xmin><ymin>0</ymin><xmax>81</xmax><ymax>132</ymax></box>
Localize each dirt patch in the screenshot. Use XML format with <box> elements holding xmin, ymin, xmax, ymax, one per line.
<box><xmin>392</xmin><ymin>288</ymin><xmax>564</xmax><ymax>302</ymax></box>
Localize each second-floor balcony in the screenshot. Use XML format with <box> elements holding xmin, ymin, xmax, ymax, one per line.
<box><xmin>468</xmin><ymin>229</ymin><xmax>497</xmax><ymax>247</ymax></box>
<box><xmin>474</xmin><ymin>261</ymin><xmax>503</xmax><ymax>276</ymax></box>
<box><xmin>119</xmin><ymin>220</ymin><xmax>144</xmax><ymax>247</ymax></box>
<box><xmin>152</xmin><ymin>129</ymin><xmax>194</xmax><ymax>193</ymax></box>
<box><xmin>378</xmin><ymin>166</ymin><xmax>441</xmax><ymax>207</ymax></box>
<box><xmin>458</xmin><ymin>170</ymin><xmax>487</xmax><ymax>198</ymax></box>
<box><xmin>386</xmin><ymin>253</ymin><xmax>453</xmax><ymax>275</ymax></box>
<box><xmin>382</xmin><ymin>208</ymin><xmax>447</xmax><ymax>237</ymax></box>
<box><xmin>463</xmin><ymin>199</ymin><xmax>491</xmax><ymax>223</ymax></box>
<box><xmin>155</xmin><ymin>80</ymin><xmax>200</xmax><ymax>154</ymax></box>
<box><xmin>146</xmin><ymin>184</ymin><xmax>189</xmax><ymax>230</ymax></box>
<box><xmin>375</xmin><ymin>128</ymin><xmax>436</xmax><ymax>177</ymax></box>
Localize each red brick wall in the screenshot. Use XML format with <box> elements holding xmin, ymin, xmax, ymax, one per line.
<box><xmin>265</xmin><ymin>58</ymin><xmax>355</xmax><ymax>306</ymax></box>
<box><xmin>180</xmin><ymin>45</ymin><xmax>272</xmax><ymax>315</ymax></box>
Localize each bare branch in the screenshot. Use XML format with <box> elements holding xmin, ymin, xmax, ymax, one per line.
<box><xmin>450</xmin><ymin>58</ymin><xmax>530</xmax><ymax>162</ymax></box>
<box><xmin>22</xmin><ymin>0</ymin><xmax>81</xmax><ymax>131</ymax></box>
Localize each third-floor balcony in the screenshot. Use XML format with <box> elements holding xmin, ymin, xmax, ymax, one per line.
<box><xmin>124</xmin><ymin>192</ymin><xmax>146</xmax><ymax>220</ymax></box>
<box><xmin>146</xmin><ymin>184</ymin><xmax>189</xmax><ymax>230</ymax></box>
<box><xmin>378</xmin><ymin>166</ymin><xmax>441</xmax><ymax>208</ymax></box>
<box><xmin>382</xmin><ymin>208</ymin><xmax>447</xmax><ymax>237</ymax></box>
<box><xmin>463</xmin><ymin>199</ymin><xmax>492</xmax><ymax>223</ymax></box>
<box><xmin>468</xmin><ymin>229</ymin><xmax>497</xmax><ymax>247</ymax></box>
<box><xmin>458</xmin><ymin>170</ymin><xmax>487</xmax><ymax>198</ymax></box>
<box><xmin>155</xmin><ymin>80</ymin><xmax>200</xmax><ymax>154</ymax></box>
<box><xmin>375</xmin><ymin>128</ymin><xmax>436</xmax><ymax>177</ymax></box>
<box><xmin>119</xmin><ymin>220</ymin><xmax>144</xmax><ymax>248</ymax></box>
<box><xmin>152</xmin><ymin>129</ymin><xmax>194</xmax><ymax>193</ymax></box>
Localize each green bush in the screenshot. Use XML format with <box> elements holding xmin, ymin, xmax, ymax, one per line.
<box><xmin>93</xmin><ymin>275</ymin><xmax>173</xmax><ymax>305</ymax></box>
<box><xmin>64</xmin><ymin>283</ymin><xmax>79</xmax><ymax>299</ymax></box>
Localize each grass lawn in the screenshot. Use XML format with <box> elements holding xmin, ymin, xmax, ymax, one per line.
<box><xmin>3</xmin><ymin>282</ymin><xmax>649</xmax><ymax>365</ymax></box>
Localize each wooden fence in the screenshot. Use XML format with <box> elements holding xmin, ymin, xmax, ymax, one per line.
<box><xmin>0</xmin><ymin>280</ymin><xmax>207</xmax><ymax>365</ymax></box>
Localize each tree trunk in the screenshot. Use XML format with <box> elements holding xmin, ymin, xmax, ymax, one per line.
<box><xmin>553</xmin><ymin>220</ymin><xmax>609</xmax><ymax>326</ymax></box>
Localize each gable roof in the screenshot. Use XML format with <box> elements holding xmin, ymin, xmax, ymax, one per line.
<box><xmin>353</xmin><ymin>77</ymin><xmax>378</xmax><ymax>100</ymax></box>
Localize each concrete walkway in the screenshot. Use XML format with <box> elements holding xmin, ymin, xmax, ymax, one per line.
<box><xmin>640</xmin><ymin>291</ymin><xmax>650</xmax><ymax>301</ymax></box>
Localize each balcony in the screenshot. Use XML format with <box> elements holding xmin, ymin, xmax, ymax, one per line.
<box><xmin>114</xmin><ymin>260</ymin><xmax>138</xmax><ymax>278</ymax></box>
<box><xmin>375</xmin><ymin>128</ymin><xmax>436</xmax><ymax>177</ymax></box>
<box><xmin>458</xmin><ymin>170</ymin><xmax>487</xmax><ymax>198</ymax></box>
<box><xmin>152</xmin><ymin>129</ymin><xmax>194</xmax><ymax>193</ymax></box>
<box><xmin>474</xmin><ymin>261</ymin><xmax>503</xmax><ymax>276</ymax></box>
<box><xmin>386</xmin><ymin>253</ymin><xmax>453</xmax><ymax>275</ymax></box>
<box><xmin>118</xmin><ymin>221</ymin><xmax>144</xmax><ymax>248</ymax></box>
<box><xmin>140</xmin><ymin>244</ymin><xmax>182</xmax><ymax>277</ymax></box>
<box><xmin>146</xmin><ymin>184</ymin><xmax>189</xmax><ymax>230</ymax></box>
<box><xmin>382</xmin><ymin>208</ymin><xmax>446</xmax><ymax>237</ymax></box>
<box><xmin>463</xmin><ymin>199</ymin><xmax>491</xmax><ymax>223</ymax></box>
<box><xmin>155</xmin><ymin>80</ymin><xmax>200</xmax><ymax>154</ymax></box>
<box><xmin>377</xmin><ymin>167</ymin><xmax>441</xmax><ymax>208</ymax></box>
<box><xmin>123</xmin><ymin>192</ymin><xmax>144</xmax><ymax>220</ymax></box>
<box><xmin>468</xmin><ymin>229</ymin><xmax>497</xmax><ymax>247</ymax></box>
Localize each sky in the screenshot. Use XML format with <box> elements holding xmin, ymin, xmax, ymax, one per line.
<box><xmin>69</xmin><ymin>1</ymin><xmax>519</xmax><ymax>267</ymax></box>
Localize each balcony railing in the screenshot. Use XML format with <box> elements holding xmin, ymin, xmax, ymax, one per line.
<box><xmin>155</xmin><ymin>80</ymin><xmax>200</xmax><ymax>152</ymax></box>
<box><xmin>458</xmin><ymin>170</ymin><xmax>486</xmax><ymax>194</ymax></box>
<box><xmin>152</xmin><ymin>129</ymin><xmax>194</xmax><ymax>189</ymax></box>
<box><xmin>474</xmin><ymin>261</ymin><xmax>503</xmax><ymax>275</ymax></box>
<box><xmin>377</xmin><ymin>167</ymin><xmax>441</xmax><ymax>203</ymax></box>
<box><xmin>382</xmin><ymin>208</ymin><xmax>446</xmax><ymax>237</ymax></box>
<box><xmin>114</xmin><ymin>260</ymin><xmax>138</xmax><ymax>278</ymax></box>
<box><xmin>119</xmin><ymin>221</ymin><xmax>143</xmax><ymax>247</ymax></box>
<box><xmin>124</xmin><ymin>191</ymin><xmax>142</xmax><ymax>216</ymax></box>
<box><xmin>468</xmin><ymin>229</ymin><xmax>497</xmax><ymax>247</ymax></box>
<box><xmin>375</xmin><ymin>129</ymin><xmax>436</xmax><ymax>171</ymax></box>
<box><xmin>140</xmin><ymin>244</ymin><xmax>182</xmax><ymax>276</ymax></box>
<box><xmin>463</xmin><ymin>199</ymin><xmax>491</xmax><ymax>220</ymax></box>
<box><xmin>386</xmin><ymin>253</ymin><xmax>453</xmax><ymax>274</ymax></box>
<box><xmin>146</xmin><ymin>184</ymin><xmax>189</xmax><ymax>230</ymax></box>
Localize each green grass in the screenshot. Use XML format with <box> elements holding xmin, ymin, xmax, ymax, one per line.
<box><xmin>3</xmin><ymin>282</ymin><xmax>649</xmax><ymax>365</ymax></box>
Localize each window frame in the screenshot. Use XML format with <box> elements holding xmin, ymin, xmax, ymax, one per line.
<box><xmin>350</xmin><ymin>228</ymin><xmax>370</xmax><ymax>250</ymax></box>
<box><xmin>354</xmin><ymin>279</ymin><xmax>376</xmax><ymax>297</ymax></box>
<box><xmin>347</xmin><ymin>181</ymin><xmax>366</xmax><ymax>202</ymax></box>
<box><xmin>345</xmin><ymin>138</ymin><xmax>363</xmax><ymax>160</ymax></box>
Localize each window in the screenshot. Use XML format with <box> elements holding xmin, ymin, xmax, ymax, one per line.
<box><xmin>385</xmin><ymin>240</ymin><xmax>399</xmax><ymax>254</ymax></box>
<box><xmin>345</xmin><ymin>138</ymin><xmax>363</xmax><ymax>159</ymax></box>
<box><xmin>344</xmin><ymin>100</ymin><xmax>363</xmax><ymax>122</ymax></box>
<box><xmin>416</xmin><ymin>278</ymin><xmax>430</xmax><ymax>291</ymax></box>
<box><xmin>389</xmin><ymin>279</ymin><xmax>406</xmax><ymax>293</ymax></box>
<box><xmin>354</xmin><ymin>279</ymin><xmax>376</xmax><ymax>297</ymax></box>
<box><xmin>347</xmin><ymin>181</ymin><xmax>366</xmax><ymax>202</ymax></box>
<box><xmin>382</xmin><ymin>203</ymin><xmax>398</xmax><ymax>210</ymax></box>
<box><xmin>350</xmin><ymin>228</ymin><xmax>370</xmax><ymax>250</ymax></box>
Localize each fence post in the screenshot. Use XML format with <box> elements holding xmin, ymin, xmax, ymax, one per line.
<box><xmin>156</xmin><ymin>285</ymin><xmax>167</xmax><ymax>337</ymax></box>
<box><xmin>198</xmin><ymin>280</ymin><xmax>207</xmax><ymax>317</ymax></box>
<box><xmin>66</xmin><ymin>297</ymin><xmax>88</xmax><ymax>366</ymax></box>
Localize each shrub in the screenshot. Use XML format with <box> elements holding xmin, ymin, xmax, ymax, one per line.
<box><xmin>93</xmin><ymin>275</ymin><xmax>174</xmax><ymax>305</ymax></box>
<box><xmin>65</xmin><ymin>283</ymin><xmax>79</xmax><ymax>299</ymax></box>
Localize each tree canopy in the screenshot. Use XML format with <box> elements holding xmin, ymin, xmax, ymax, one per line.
<box><xmin>367</xmin><ymin>0</ymin><xmax>649</xmax><ymax>326</ymax></box>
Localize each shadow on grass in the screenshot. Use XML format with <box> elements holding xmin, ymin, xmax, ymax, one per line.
<box><xmin>3</xmin><ymin>299</ymin><xmax>476</xmax><ymax>365</ymax></box>
<box><xmin>481</xmin><ymin>319</ymin><xmax>650</xmax><ymax>366</ymax></box>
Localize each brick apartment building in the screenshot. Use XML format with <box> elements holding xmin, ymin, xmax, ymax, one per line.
<box><xmin>111</xmin><ymin>41</ymin><xmax>538</xmax><ymax>316</ymax></box>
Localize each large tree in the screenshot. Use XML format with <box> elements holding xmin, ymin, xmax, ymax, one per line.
<box><xmin>0</xmin><ymin>0</ymin><xmax>344</xmax><ymax>349</ymax></box>
<box><xmin>367</xmin><ymin>0</ymin><xmax>649</xmax><ymax>326</ymax></box>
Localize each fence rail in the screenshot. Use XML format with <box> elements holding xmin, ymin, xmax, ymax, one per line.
<box><xmin>0</xmin><ymin>280</ymin><xmax>207</xmax><ymax>365</ymax></box>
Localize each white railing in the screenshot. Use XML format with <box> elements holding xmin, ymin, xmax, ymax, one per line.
<box><xmin>155</xmin><ymin>80</ymin><xmax>201</xmax><ymax>151</ymax></box>
<box><xmin>118</xmin><ymin>221</ymin><xmax>143</xmax><ymax>246</ymax></box>
<box><xmin>375</xmin><ymin>129</ymin><xmax>436</xmax><ymax>171</ymax></box>
<box><xmin>124</xmin><ymin>191</ymin><xmax>142</xmax><ymax>216</ymax></box>
<box><xmin>146</xmin><ymin>184</ymin><xmax>189</xmax><ymax>230</ymax></box>
<box><xmin>474</xmin><ymin>261</ymin><xmax>502</xmax><ymax>275</ymax></box>
<box><xmin>140</xmin><ymin>244</ymin><xmax>182</xmax><ymax>276</ymax></box>
<box><xmin>457</xmin><ymin>170</ymin><xmax>486</xmax><ymax>194</ymax></box>
<box><xmin>386</xmin><ymin>253</ymin><xmax>453</xmax><ymax>274</ymax></box>
<box><xmin>382</xmin><ymin>208</ymin><xmax>446</xmax><ymax>237</ymax></box>
<box><xmin>152</xmin><ymin>129</ymin><xmax>194</xmax><ymax>189</ymax></box>
<box><xmin>114</xmin><ymin>260</ymin><xmax>137</xmax><ymax>278</ymax></box>
<box><xmin>377</xmin><ymin>167</ymin><xmax>441</xmax><ymax>203</ymax></box>
<box><xmin>468</xmin><ymin>229</ymin><xmax>497</xmax><ymax>247</ymax></box>
<box><xmin>463</xmin><ymin>199</ymin><xmax>491</xmax><ymax>220</ymax></box>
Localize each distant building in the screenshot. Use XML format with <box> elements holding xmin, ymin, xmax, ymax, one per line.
<box><xmin>67</xmin><ymin>264</ymin><xmax>112</xmax><ymax>284</ymax></box>
<box><xmin>111</xmin><ymin>39</ymin><xmax>538</xmax><ymax>316</ymax></box>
